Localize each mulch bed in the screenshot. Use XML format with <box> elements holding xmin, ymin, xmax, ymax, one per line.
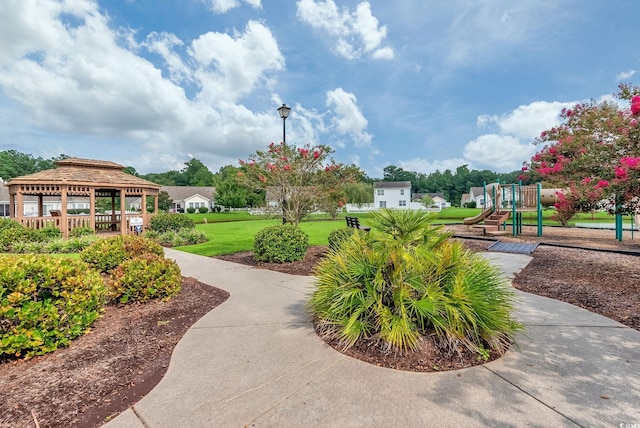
<box><xmin>0</xmin><ymin>278</ymin><xmax>228</xmax><ymax>428</ymax></box>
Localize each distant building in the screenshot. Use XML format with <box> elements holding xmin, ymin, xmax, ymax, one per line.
<box><xmin>373</xmin><ymin>181</ymin><xmax>412</xmax><ymax>209</ymax></box>
<box><xmin>161</xmin><ymin>186</ymin><xmax>215</xmax><ymax>212</ymax></box>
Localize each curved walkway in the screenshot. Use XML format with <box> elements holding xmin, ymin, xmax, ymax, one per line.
<box><xmin>105</xmin><ymin>249</ymin><xmax>640</xmax><ymax>428</ymax></box>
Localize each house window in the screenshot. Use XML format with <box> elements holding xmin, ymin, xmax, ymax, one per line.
<box><xmin>377</xmin><ymin>189</ymin><xmax>384</xmax><ymax>196</ymax></box>
<box><xmin>0</xmin><ymin>203</ymin><xmax>8</xmax><ymax>217</ymax></box>
<box><xmin>399</xmin><ymin>200</ymin><xmax>406</xmax><ymax>207</ymax></box>
<box><xmin>400</xmin><ymin>189</ymin><xmax>404</xmax><ymax>196</ymax></box>
<box><xmin>379</xmin><ymin>201</ymin><xmax>386</xmax><ymax>208</ymax></box>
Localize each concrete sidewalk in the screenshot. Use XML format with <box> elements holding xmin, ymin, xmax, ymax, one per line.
<box><xmin>105</xmin><ymin>249</ymin><xmax>640</xmax><ymax>428</ymax></box>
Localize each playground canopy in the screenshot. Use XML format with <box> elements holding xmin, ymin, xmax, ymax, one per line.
<box><xmin>5</xmin><ymin>158</ymin><xmax>161</xmax><ymax>237</ymax></box>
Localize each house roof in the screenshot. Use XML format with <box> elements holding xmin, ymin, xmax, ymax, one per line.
<box><xmin>161</xmin><ymin>186</ymin><xmax>215</xmax><ymax>202</ymax></box>
<box><xmin>7</xmin><ymin>157</ymin><xmax>161</xmax><ymax>189</ymax></box>
<box><xmin>374</xmin><ymin>181</ymin><xmax>411</xmax><ymax>188</ymax></box>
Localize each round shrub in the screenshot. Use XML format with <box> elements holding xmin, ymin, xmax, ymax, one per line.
<box><xmin>186</xmin><ymin>207</ymin><xmax>196</xmax><ymax>214</ymax></box>
<box><xmin>254</xmin><ymin>225</ymin><xmax>309</xmax><ymax>263</ymax></box>
<box><xmin>0</xmin><ymin>218</ymin><xmax>22</xmax><ymax>232</ymax></box>
<box><xmin>327</xmin><ymin>228</ymin><xmax>355</xmax><ymax>251</ymax></box>
<box><xmin>80</xmin><ymin>235</ymin><xmax>164</xmax><ymax>273</ymax></box>
<box><xmin>149</xmin><ymin>213</ymin><xmax>195</xmax><ymax>233</ymax></box>
<box><xmin>0</xmin><ymin>255</ymin><xmax>106</xmax><ymax>358</ymax></box>
<box><xmin>108</xmin><ymin>253</ymin><xmax>181</xmax><ymax>304</ymax></box>
<box><xmin>198</xmin><ymin>206</ymin><xmax>209</xmax><ymax>213</ymax></box>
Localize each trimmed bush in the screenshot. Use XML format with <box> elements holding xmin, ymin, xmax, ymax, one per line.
<box><xmin>254</xmin><ymin>224</ymin><xmax>309</xmax><ymax>263</ymax></box>
<box><xmin>0</xmin><ymin>255</ymin><xmax>106</xmax><ymax>358</ymax></box>
<box><xmin>198</xmin><ymin>206</ymin><xmax>209</xmax><ymax>213</ymax></box>
<box><xmin>327</xmin><ymin>227</ymin><xmax>355</xmax><ymax>250</ymax></box>
<box><xmin>0</xmin><ymin>218</ymin><xmax>22</xmax><ymax>232</ymax></box>
<box><xmin>144</xmin><ymin>229</ymin><xmax>207</xmax><ymax>247</ymax></box>
<box><xmin>80</xmin><ymin>235</ymin><xmax>164</xmax><ymax>273</ymax></box>
<box><xmin>310</xmin><ymin>208</ymin><xmax>521</xmax><ymax>356</ymax></box>
<box><xmin>149</xmin><ymin>213</ymin><xmax>195</xmax><ymax>233</ymax></box>
<box><xmin>186</xmin><ymin>207</ymin><xmax>196</xmax><ymax>214</ymax></box>
<box><xmin>108</xmin><ymin>253</ymin><xmax>181</xmax><ymax>304</ymax></box>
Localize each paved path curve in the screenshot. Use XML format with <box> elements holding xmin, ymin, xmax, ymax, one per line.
<box><xmin>106</xmin><ymin>249</ymin><xmax>640</xmax><ymax>428</ymax></box>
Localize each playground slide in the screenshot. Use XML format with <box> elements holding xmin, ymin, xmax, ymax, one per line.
<box><xmin>463</xmin><ymin>207</ymin><xmax>494</xmax><ymax>225</ymax></box>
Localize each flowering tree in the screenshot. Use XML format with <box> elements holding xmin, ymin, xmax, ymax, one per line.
<box><xmin>238</xmin><ymin>142</ymin><xmax>359</xmax><ymax>226</ymax></box>
<box><xmin>524</xmin><ymin>85</ymin><xmax>640</xmax><ymax>216</ymax></box>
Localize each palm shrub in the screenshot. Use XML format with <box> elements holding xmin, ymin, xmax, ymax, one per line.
<box><xmin>327</xmin><ymin>227</ymin><xmax>355</xmax><ymax>251</ymax></box>
<box><xmin>254</xmin><ymin>224</ymin><xmax>309</xmax><ymax>263</ymax></box>
<box><xmin>309</xmin><ymin>208</ymin><xmax>521</xmax><ymax>356</ymax></box>
<box><xmin>0</xmin><ymin>255</ymin><xmax>105</xmax><ymax>358</ymax></box>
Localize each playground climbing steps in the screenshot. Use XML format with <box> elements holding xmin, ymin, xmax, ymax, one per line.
<box><xmin>472</xmin><ymin>210</ymin><xmax>511</xmax><ymax>235</ymax></box>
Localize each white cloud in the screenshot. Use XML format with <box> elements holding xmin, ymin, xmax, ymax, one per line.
<box><xmin>463</xmin><ymin>134</ymin><xmax>534</xmax><ymax>172</ymax></box>
<box><xmin>0</xmin><ymin>1</ymin><xmax>287</xmax><ymax>173</ymax></box>
<box><xmin>202</xmin><ymin>0</ymin><xmax>261</xmax><ymax>14</ymax></box>
<box><xmin>188</xmin><ymin>20</ymin><xmax>284</xmax><ymax>103</ymax></box>
<box><xmin>296</xmin><ymin>0</ymin><xmax>394</xmax><ymax>60</ymax></box>
<box><xmin>616</xmin><ymin>70</ymin><xmax>636</xmax><ymax>81</ymax></box>
<box><xmin>476</xmin><ymin>100</ymin><xmax>573</xmax><ymax>140</ymax></box>
<box><xmin>398</xmin><ymin>157</ymin><xmax>470</xmax><ymax>175</ymax></box>
<box><xmin>326</xmin><ymin>88</ymin><xmax>372</xmax><ymax>147</ymax></box>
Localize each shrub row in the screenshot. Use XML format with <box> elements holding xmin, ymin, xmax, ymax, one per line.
<box><xmin>143</xmin><ymin>229</ymin><xmax>207</xmax><ymax>247</ymax></box>
<box><xmin>149</xmin><ymin>213</ymin><xmax>195</xmax><ymax>233</ymax></box>
<box><xmin>2</xmin><ymin>235</ymin><xmax>183</xmax><ymax>359</ymax></box>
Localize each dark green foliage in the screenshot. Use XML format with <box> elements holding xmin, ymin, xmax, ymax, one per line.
<box><xmin>80</xmin><ymin>235</ymin><xmax>164</xmax><ymax>273</ymax></box>
<box><xmin>150</xmin><ymin>213</ymin><xmax>195</xmax><ymax>233</ymax></box>
<box><xmin>327</xmin><ymin>228</ymin><xmax>355</xmax><ymax>250</ymax></box>
<box><xmin>254</xmin><ymin>225</ymin><xmax>309</xmax><ymax>263</ymax></box>
<box><xmin>0</xmin><ymin>255</ymin><xmax>105</xmax><ymax>358</ymax></box>
<box><xmin>108</xmin><ymin>253</ymin><xmax>181</xmax><ymax>303</ymax></box>
<box><xmin>37</xmin><ymin>226</ymin><xmax>62</xmax><ymax>240</ymax></box>
<box><xmin>186</xmin><ymin>207</ymin><xmax>196</xmax><ymax>213</ymax></box>
<box><xmin>198</xmin><ymin>206</ymin><xmax>209</xmax><ymax>213</ymax></box>
<box><xmin>69</xmin><ymin>227</ymin><xmax>95</xmax><ymax>238</ymax></box>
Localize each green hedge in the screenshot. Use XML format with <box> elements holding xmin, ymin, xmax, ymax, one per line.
<box><xmin>0</xmin><ymin>255</ymin><xmax>106</xmax><ymax>358</ymax></box>
<box><xmin>149</xmin><ymin>213</ymin><xmax>195</xmax><ymax>233</ymax></box>
<box><xmin>80</xmin><ymin>235</ymin><xmax>164</xmax><ymax>273</ymax></box>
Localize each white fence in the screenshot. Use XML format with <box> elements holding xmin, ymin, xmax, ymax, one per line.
<box><xmin>346</xmin><ymin>203</ymin><xmax>441</xmax><ymax>213</ymax></box>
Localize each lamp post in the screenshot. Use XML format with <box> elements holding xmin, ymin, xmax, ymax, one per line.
<box><xmin>277</xmin><ymin>104</ymin><xmax>291</xmax><ymax>224</ymax></box>
<box><xmin>277</xmin><ymin>103</ymin><xmax>291</xmax><ymax>144</ymax></box>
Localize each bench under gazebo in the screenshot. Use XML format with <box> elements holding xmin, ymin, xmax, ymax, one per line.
<box><xmin>5</xmin><ymin>158</ymin><xmax>161</xmax><ymax>237</ymax></box>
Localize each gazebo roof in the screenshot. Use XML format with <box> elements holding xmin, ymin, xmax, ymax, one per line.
<box><xmin>7</xmin><ymin>157</ymin><xmax>161</xmax><ymax>189</ymax></box>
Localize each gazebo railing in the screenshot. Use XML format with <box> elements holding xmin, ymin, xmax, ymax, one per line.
<box><xmin>18</xmin><ymin>213</ymin><xmax>149</xmax><ymax>234</ymax></box>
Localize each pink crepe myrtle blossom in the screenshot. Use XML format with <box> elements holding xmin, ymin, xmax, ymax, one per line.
<box><xmin>582</xmin><ymin>177</ymin><xmax>592</xmax><ymax>184</ymax></box>
<box><xmin>615</xmin><ymin>166</ymin><xmax>628</xmax><ymax>179</ymax></box>
<box><xmin>596</xmin><ymin>180</ymin><xmax>609</xmax><ymax>188</ymax></box>
<box><xmin>631</xmin><ymin>96</ymin><xmax>640</xmax><ymax>116</ymax></box>
<box><xmin>620</xmin><ymin>157</ymin><xmax>640</xmax><ymax>169</ymax></box>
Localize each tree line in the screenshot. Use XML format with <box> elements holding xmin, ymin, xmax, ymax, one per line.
<box><xmin>0</xmin><ymin>149</ymin><xmax>531</xmax><ymax>208</ymax></box>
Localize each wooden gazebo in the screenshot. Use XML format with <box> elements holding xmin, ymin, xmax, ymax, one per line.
<box><xmin>5</xmin><ymin>158</ymin><xmax>161</xmax><ymax>237</ymax></box>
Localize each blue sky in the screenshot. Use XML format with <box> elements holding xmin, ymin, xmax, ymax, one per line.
<box><xmin>0</xmin><ymin>0</ymin><xmax>638</xmax><ymax>177</ymax></box>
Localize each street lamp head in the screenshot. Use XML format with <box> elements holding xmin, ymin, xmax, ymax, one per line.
<box><xmin>277</xmin><ymin>103</ymin><xmax>291</xmax><ymax>120</ymax></box>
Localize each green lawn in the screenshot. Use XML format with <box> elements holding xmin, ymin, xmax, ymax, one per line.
<box><xmin>175</xmin><ymin>218</ymin><xmax>349</xmax><ymax>256</ymax></box>
<box><xmin>176</xmin><ymin>207</ymin><xmax>636</xmax><ymax>256</ymax></box>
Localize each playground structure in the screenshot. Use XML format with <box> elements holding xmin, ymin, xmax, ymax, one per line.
<box><xmin>462</xmin><ymin>182</ymin><xmax>633</xmax><ymax>241</ymax></box>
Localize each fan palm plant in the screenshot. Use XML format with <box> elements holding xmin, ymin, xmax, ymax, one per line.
<box><xmin>309</xmin><ymin>209</ymin><xmax>521</xmax><ymax>355</ymax></box>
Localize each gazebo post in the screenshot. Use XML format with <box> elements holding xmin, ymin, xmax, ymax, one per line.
<box><xmin>61</xmin><ymin>185</ymin><xmax>69</xmax><ymax>238</ymax></box>
<box><xmin>89</xmin><ymin>188</ymin><xmax>96</xmax><ymax>231</ymax></box>
<box><xmin>15</xmin><ymin>192</ymin><xmax>24</xmax><ymax>224</ymax></box>
<box><xmin>120</xmin><ymin>188</ymin><xmax>127</xmax><ymax>235</ymax></box>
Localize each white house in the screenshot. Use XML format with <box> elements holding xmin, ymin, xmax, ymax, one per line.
<box><xmin>374</xmin><ymin>181</ymin><xmax>411</xmax><ymax>209</ymax></box>
<box><xmin>412</xmin><ymin>192</ymin><xmax>450</xmax><ymax>208</ymax></box>
<box><xmin>161</xmin><ymin>186</ymin><xmax>215</xmax><ymax>212</ymax></box>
